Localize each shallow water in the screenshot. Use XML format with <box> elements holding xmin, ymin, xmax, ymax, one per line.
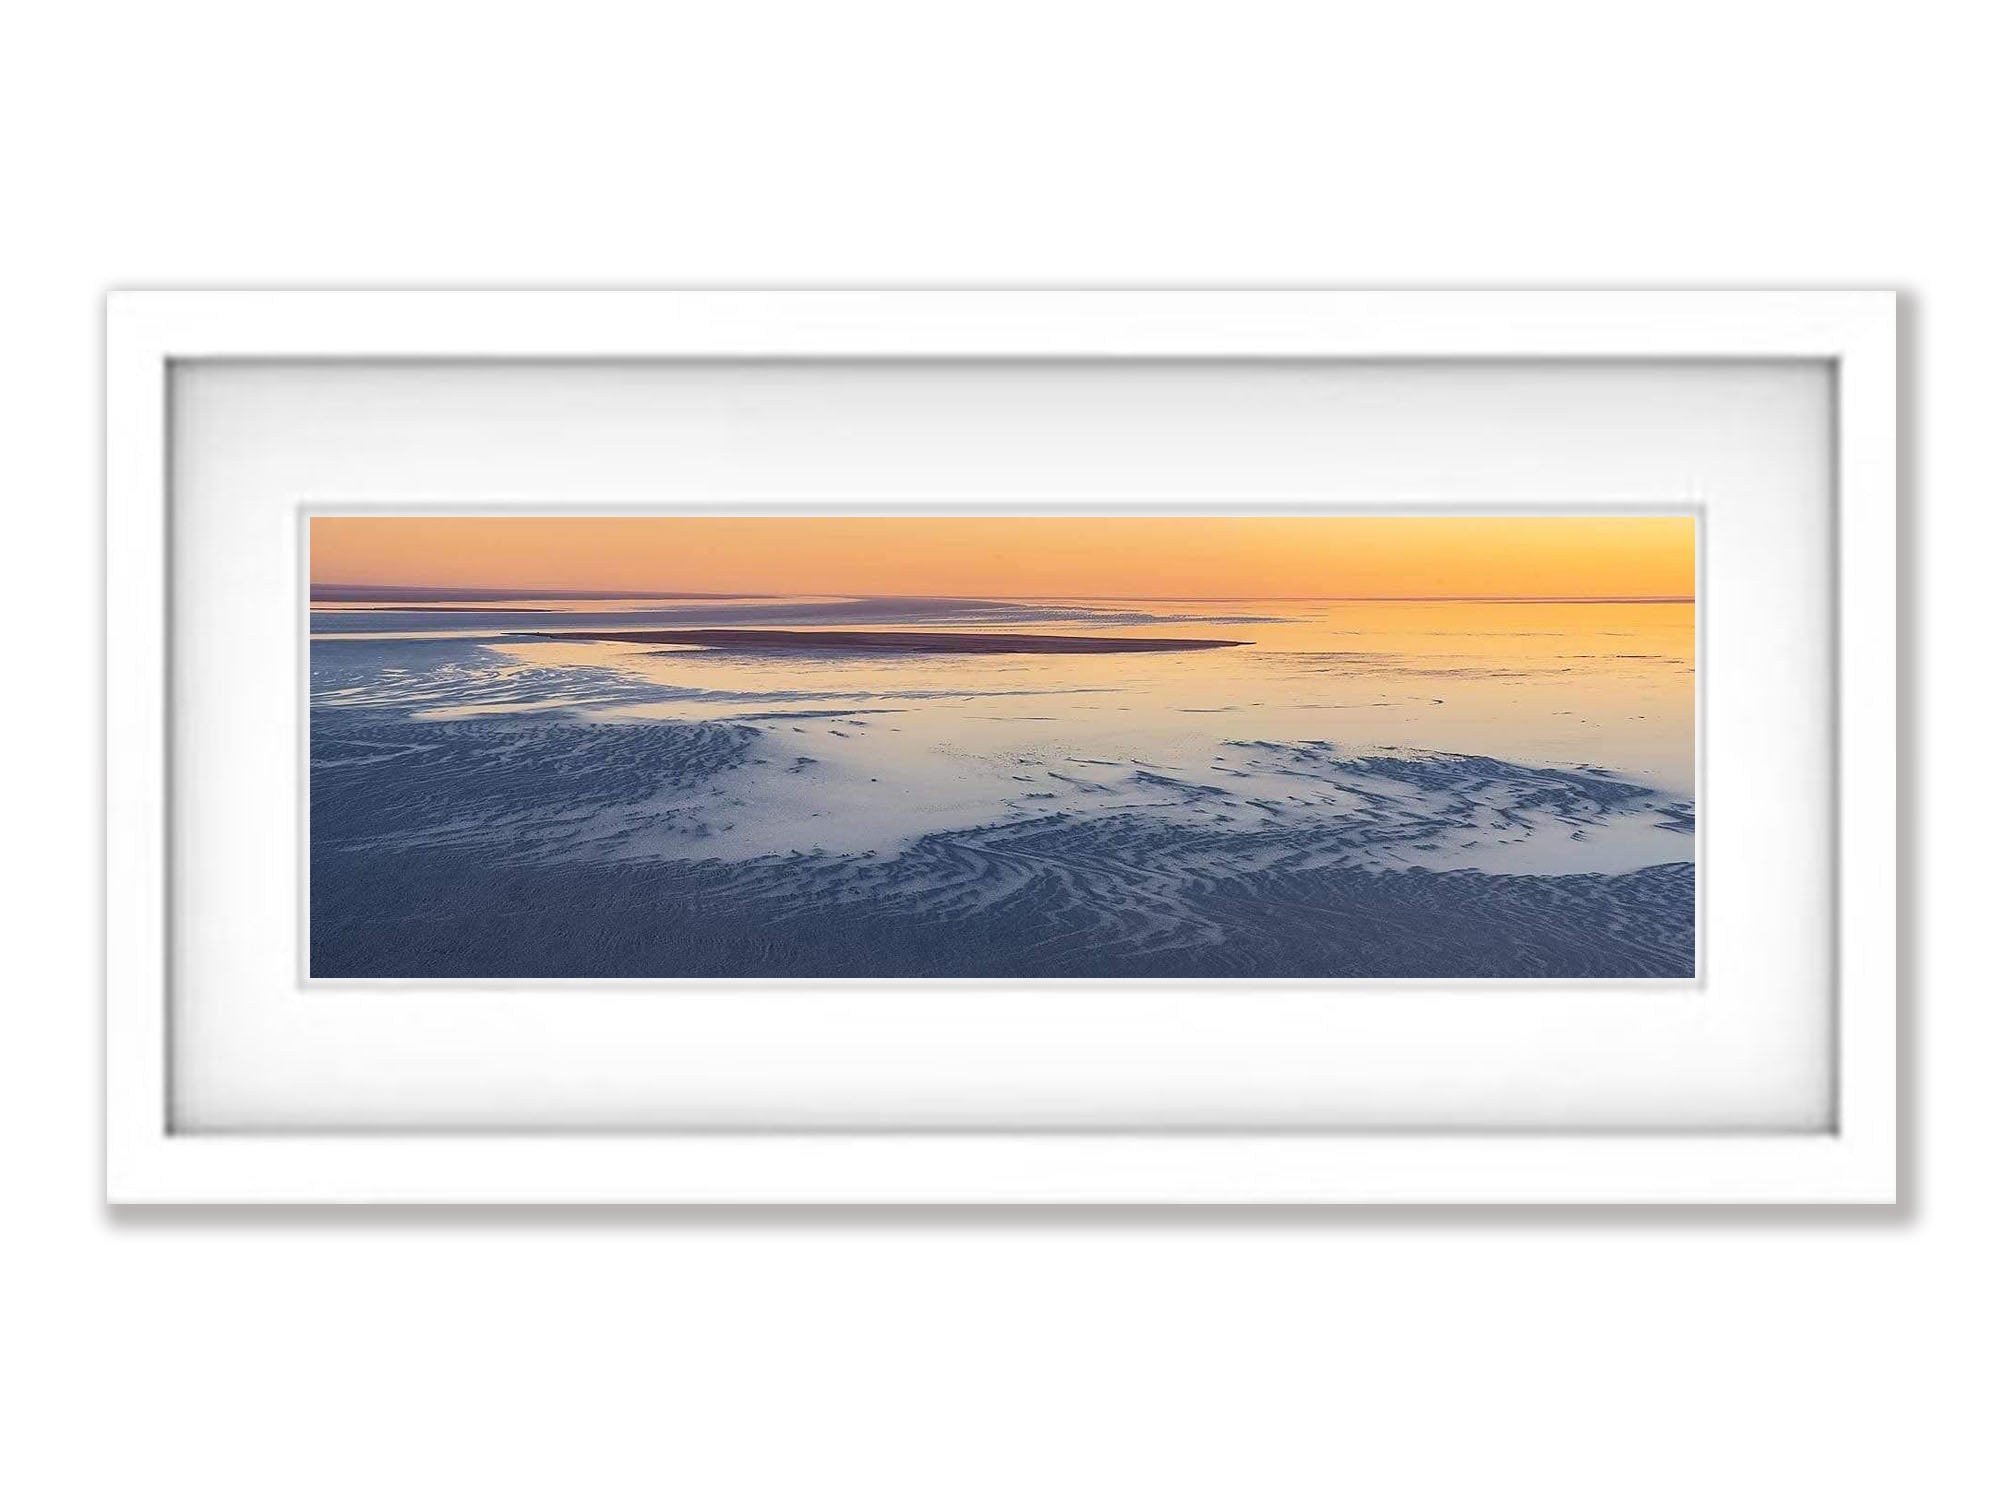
<box><xmin>309</xmin><ymin>594</ymin><xmax>1696</xmax><ymax>977</ymax></box>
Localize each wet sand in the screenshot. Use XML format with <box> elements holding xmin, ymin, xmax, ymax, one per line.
<box><xmin>309</xmin><ymin>595</ymin><xmax>1696</xmax><ymax>978</ymax></box>
<box><xmin>310</xmin><ymin>708</ymin><xmax>1696</xmax><ymax>978</ymax></box>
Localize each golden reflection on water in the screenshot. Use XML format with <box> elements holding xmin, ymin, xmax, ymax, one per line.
<box><xmin>471</xmin><ymin>598</ymin><xmax>1695</xmax><ymax>798</ymax></box>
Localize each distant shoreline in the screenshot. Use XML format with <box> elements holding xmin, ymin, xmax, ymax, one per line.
<box><xmin>317</xmin><ymin>603</ymin><xmax>560</xmax><ymax>613</ymax></box>
<box><xmin>312</xmin><ymin>586</ymin><xmax>1694</xmax><ymax>606</ymax></box>
<box><xmin>535</xmin><ymin>628</ymin><xmax>1248</xmax><ymax>654</ymax></box>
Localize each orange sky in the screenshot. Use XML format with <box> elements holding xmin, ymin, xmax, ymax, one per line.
<box><xmin>309</xmin><ymin>515</ymin><xmax>1695</xmax><ymax>600</ymax></box>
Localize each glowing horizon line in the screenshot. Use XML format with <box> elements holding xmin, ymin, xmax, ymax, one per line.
<box><xmin>309</xmin><ymin>584</ymin><xmax>1695</xmax><ymax>605</ymax></box>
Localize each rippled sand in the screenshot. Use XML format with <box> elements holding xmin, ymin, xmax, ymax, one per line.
<box><xmin>310</xmin><ymin>594</ymin><xmax>1695</xmax><ymax>978</ymax></box>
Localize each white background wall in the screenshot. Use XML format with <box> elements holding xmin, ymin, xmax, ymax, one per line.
<box><xmin>2</xmin><ymin>4</ymin><xmax>1986</xmax><ymax>1496</ymax></box>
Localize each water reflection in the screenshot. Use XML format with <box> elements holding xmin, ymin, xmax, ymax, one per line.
<box><xmin>311</xmin><ymin>595</ymin><xmax>1693</xmax><ymax>863</ymax></box>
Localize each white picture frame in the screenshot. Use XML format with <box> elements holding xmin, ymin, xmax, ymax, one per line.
<box><xmin>106</xmin><ymin>290</ymin><xmax>1897</xmax><ymax>1204</ymax></box>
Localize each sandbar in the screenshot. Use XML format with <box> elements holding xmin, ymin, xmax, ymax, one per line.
<box><xmin>534</xmin><ymin>628</ymin><xmax>1248</xmax><ymax>654</ymax></box>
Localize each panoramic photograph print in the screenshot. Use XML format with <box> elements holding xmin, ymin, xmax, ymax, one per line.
<box><xmin>308</xmin><ymin>514</ymin><xmax>1697</xmax><ymax>980</ymax></box>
